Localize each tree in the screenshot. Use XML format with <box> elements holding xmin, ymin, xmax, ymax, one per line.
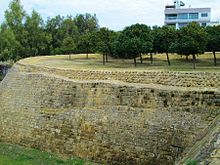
<box><xmin>96</xmin><ymin>27</ymin><xmax>118</xmax><ymax>65</ymax></box>
<box><xmin>74</xmin><ymin>13</ymin><xmax>99</xmax><ymax>35</ymax></box>
<box><xmin>174</xmin><ymin>22</ymin><xmax>207</xmax><ymax>69</ymax></box>
<box><xmin>0</xmin><ymin>23</ymin><xmax>20</xmax><ymax>61</ymax></box>
<box><xmin>78</xmin><ymin>32</ymin><xmax>96</xmax><ymax>59</ymax></box>
<box><xmin>25</xmin><ymin>10</ymin><xmax>51</xmax><ymax>56</ymax></box>
<box><xmin>46</xmin><ymin>15</ymin><xmax>64</xmax><ymax>54</ymax></box>
<box><xmin>206</xmin><ymin>25</ymin><xmax>220</xmax><ymax>66</ymax></box>
<box><xmin>46</xmin><ymin>15</ymin><xmax>79</xmax><ymax>55</ymax></box>
<box><xmin>59</xmin><ymin>16</ymin><xmax>79</xmax><ymax>42</ymax></box>
<box><xmin>115</xmin><ymin>24</ymin><xmax>153</xmax><ymax>66</ymax></box>
<box><xmin>0</xmin><ymin>1</ymin><xmax>101</xmax><ymax>60</ymax></box>
<box><xmin>151</xmin><ymin>26</ymin><xmax>160</xmax><ymax>64</ymax></box>
<box><xmin>4</xmin><ymin>0</ymin><xmax>27</xmax><ymax>58</ymax></box>
<box><xmin>153</xmin><ymin>26</ymin><xmax>176</xmax><ymax>66</ymax></box>
<box><xmin>60</xmin><ymin>36</ymin><xmax>77</xmax><ymax>59</ymax></box>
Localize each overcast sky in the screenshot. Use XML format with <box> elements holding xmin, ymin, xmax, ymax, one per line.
<box><xmin>0</xmin><ymin>0</ymin><xmax>220</xmax><ymax>30</ymax></box>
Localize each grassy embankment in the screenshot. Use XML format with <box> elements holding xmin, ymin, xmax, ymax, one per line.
<box><xmin>21</xmin><ymin>53</ymin><xmax>220</xmax><ymax>72</ymax></box>
<box><xmin>0</xmin><ymin>74</ymin><xmax>3</xmax><ymax>81</ymax></box>
<box><xmin>0</xmin><ymin>142</ymin><xmax>93</xmax><ymax>165</ymax></box>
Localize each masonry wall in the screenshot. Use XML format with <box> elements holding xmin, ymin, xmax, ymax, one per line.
<box><xmin>0</xmin><ymin>63</ymin><xmax>219</xmax><ymax>165</ymax></box>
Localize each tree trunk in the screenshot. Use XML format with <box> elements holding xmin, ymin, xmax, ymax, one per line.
<box><xmin>192</xmin><ymin>54</ymin><xmax>196</xmax><ymax>69</ymax></box>
<box><xmin>186</xmin><ymin>55</ymin><xmax>189</xmax><ymax>61</ymax></box>
<box><xmin>150</xmin><ymin>53</ymin><xmax>153</xmax><ymax>64</ymax></box>
<box><xmin>134</xmin><ymin>57</ymin><xmax>137</xmax><ymax>67</ymax></box>
<box><xmin>86</xmin><ymin>48</ymin><xmax>89</xmax><ymax>59</ymax></box>
<box><xmin>103</xmin><ymin>54</ymin><xmax>105</xmax><ymax>65</ymax></box>
<box><xmin>140</xmin><ymin>53</ymin><xmax>143</xmax><ymax>64</ymax></box>
<box><xmin>0</xmin><ymin>41</ymin><xmax>2</xmax><ymax>53</ymax></box>
<box><xmin>166</xmin><ymin>52</ymin><xmax>171</xmax><ymax>66</ymax></box>
<box><xmin>213</xmin><ymin>51</ymin><xmax>217</xmax><ymax>66</ymax></box>
<box><xmin>69</xmin><ymin>54</ymin><xmax>71</xmax><ymax>60</ymax></box>
<box><xmin>105</xmin><ymin>53</ymin><xmax>108</xmax><ymax>63</ymax></box>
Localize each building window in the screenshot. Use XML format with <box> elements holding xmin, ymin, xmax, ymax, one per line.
<box><xmin>178</xmin><ymin>13</ymin><xmax>188</xmax><ymax>19</ymax></box>
<box><xmin>189</xmin><ymin>13</ymin><xmax>199</xmax><ymax>19</ymax></box>
<box><xmin>201</xmin><ymin>13</ymin><xmax>208</xmax><ymax>17</ymax></box>
<box><xmin>165</xmin><ymin>14</ymin><xmax>177</xmax><ymax>20</ymax></box>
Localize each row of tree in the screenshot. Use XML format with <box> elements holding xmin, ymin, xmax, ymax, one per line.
<box><xmin>0</xmin><ymin>0</ymin><xmax>220</xmax><ymax>69</ymax></box>
<box><xmin>92</xmin><ymin>23</ymin><xmax>219</xmax><ymax>69</ymax></box>
<box><xmin>0</xmin><ymin>0</ymin><xmax>99</xmax><ymax>61</ymax></box>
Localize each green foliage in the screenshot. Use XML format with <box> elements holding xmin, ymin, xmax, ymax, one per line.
<box><xmin>25</xmin><ymin>10</ymin><xmax>51</xmax><ymax>56</ymax></box>
<box><xmin>185</xmin><ymin>159</ymin><xmax>198</xmax><ymax>165</ymax></box>
<box><xmin>205</xmin><ymin>25</ymin><xmax>220</xmax><ymax>65</ymax></box>
<box><xmin>60</xmin><ymin>36</ymin><xmax>77</xmax><ymax>54</ymax></box>
<box><xmin>153</xmin><ymin>25</ymin><xmax>176</xmax><ymax>65</ymax></box>
<box><xmin>174</xmin><ymin>22</ymin><xmax>207</xmax><ymax>56</ymax></box>
<box><xmin>0</xmin><ymin>24</ymin><xmax>20</xmax><ymax>61</ymax></box>
<box><xmin>78</xmin><ymin>32</ymin><xmax>96</xmax><ymax>56</ymax></box>
<box><xmin>96</xmin><ymin>27</ymin><xmax>118</xmax><ymax>56</ymax></box>
<box><xmin>115</xmin><ymin>23</ymin><xmax>153</xmax><ymax>59</ymax></box>
<box><xmin>171</xmin><ymin>22</ymin><xmax>208</xmax><ymax>69</ymax></box>
<box><xmin>4</xmin><ymin>0</ymin><xmax>27</xmax><ymax>58</ymax></box>
<box><xmin>153</xmin><ymin>26</ymin><xmax>176</xmax><ymax>53</ymax></box>
<box><xmin>0</xmin><ymin>1</ymin><xmax>99</xmax><ymax>61</ymax></box>
<box><xmin>0</xmin><ymin>74</ymin><xmax>3</xmax><ymax>81</ymax></box>
<box><xmin>74</xmin><ymin>13</ymin><xmax>99</xmax><ymax>35</ymax></box>
<box><xmin>206</xmin><ymin>25</ymin><xmax>220</xmax><ymax>52</ymax></box>
<box><xmin>46</xmin><ymin>15</ymin><xmax>71</xmax><ymax>54</ymax></box>
<box><xmin>4</xmin><ymin>0</ymin><xmax>26</xmax><ymax>31</ymax></box>
<box><xmin>0</xmin><ymin>142</ymin><xmax>91</xmax><ymax>165</ymax></box>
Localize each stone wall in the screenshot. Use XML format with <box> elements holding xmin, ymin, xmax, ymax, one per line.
<box><xmin>17</xmin><ymin>62</ymin><xmax>220</xmax><ymax>88</ymax></box>
<box><xmin>0</xmin><ymin>63</ymin><xmax>219</xmax><ymax>165</ymax></box>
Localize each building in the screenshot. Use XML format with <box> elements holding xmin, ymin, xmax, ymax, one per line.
<box><xmin>164</xmin><ymin>0</ymin><xmax>211</xmax><ymax>29</ymax></box>
<box><xmin>209</xmin><ymin>21</ymin><xmax>220</xmax><ymax>27</ymax></box>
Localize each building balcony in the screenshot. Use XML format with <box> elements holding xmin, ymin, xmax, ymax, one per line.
<box><xmin>164</xmin><ymin>18</ymin><xmax>210</xmax><ymax>24</ymax></box>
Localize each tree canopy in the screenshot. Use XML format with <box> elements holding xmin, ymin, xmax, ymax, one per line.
<box><xmin>115</xmin><ymin>24</ymin><xmax>153</xmax><ymax>66</ymax></box>
<box><xmin>174</xmin><ymin>22</ymin><xmax>207</xmax><ymax>69</ymax></box>
<box><xmin>0</xmin><ymin>0</ymin><xmax>99</xmax><ymax>61</ymax></box>
<box><xmin>206</xmin><ymin>25</ymin><xmax>220</xmax><ymax>66</ymax></box>
<box><xmin>153</xmin><ymin>26</ymin><xmax>176</xmax><ymax>65</ymax></box>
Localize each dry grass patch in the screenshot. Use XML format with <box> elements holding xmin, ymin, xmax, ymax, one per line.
<box><xmin>19</xmin><ymin>53</ymin><xmax>220</xmax><ymax>72</ymax></box>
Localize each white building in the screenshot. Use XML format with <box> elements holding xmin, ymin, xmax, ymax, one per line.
<box><xmin>164</xmin><ymin>0</ymin><xmax>211</xmax><ymax>29</ymax></box>
<box><xmin>208</xmin><ymin>21</ymin><xmax>220</xmax><ymax>27</ymax></box>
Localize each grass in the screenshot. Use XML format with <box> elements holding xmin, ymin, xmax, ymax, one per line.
<box><xmin>0</xmin><ymin>142</ymin><xmax>94</xmax><ymax>165</ymax></box>
<box><xmin>185</xmin><ymin>160</ymin><xmax>198</xmax><ymax>165</ymax></box>
<box><xmin>0</xmin><ymin>74</ymin><xmax>3</xmax><ymax>81</ymax></box>
<box><xmin>20</xmin><ymin>53</ymin><xmax>220</xmax><ymax>72</ymax></box>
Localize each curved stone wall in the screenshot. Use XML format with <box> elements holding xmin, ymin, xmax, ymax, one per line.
<box><xmin>17</xmin><ymin>62</ymin><xmax>220</xmax><ymax>88</ymax></box>
<box><xmin>0</xmin><ymin>62</ymin><xmax>219</xmax><ymax>165</ymax></box>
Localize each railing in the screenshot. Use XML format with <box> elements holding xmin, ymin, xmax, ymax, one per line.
<box><xmin>165</xmin><ymin>17</ymin><xmax>177</xmax><ymax>20</ymax></box>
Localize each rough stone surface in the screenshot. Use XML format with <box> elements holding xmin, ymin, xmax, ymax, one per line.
<box><xmin>0</xmin><ymin>62</ymin><xmax>219</xmax><ymax>165</ymax></box>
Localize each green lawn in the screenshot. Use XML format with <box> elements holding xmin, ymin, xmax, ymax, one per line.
<box><xmin>0</xmin><ymin>143</ymin><xmax>94</xmax><ymax>165</ymax></box>
<box><xmin>0</xmin><ymin>74</ymin><xmax>3</xmax><ymax>81</ymax></box>
<box><xmin>20</xmin><ymin>53</ymin><xmax>220</xmax><ymax>72</ymax></box>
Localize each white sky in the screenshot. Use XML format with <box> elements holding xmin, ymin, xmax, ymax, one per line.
<box><xmin>0</xmin><ymin>0</ymin><xmax>220</xmax><ymax>30</ymax></box>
